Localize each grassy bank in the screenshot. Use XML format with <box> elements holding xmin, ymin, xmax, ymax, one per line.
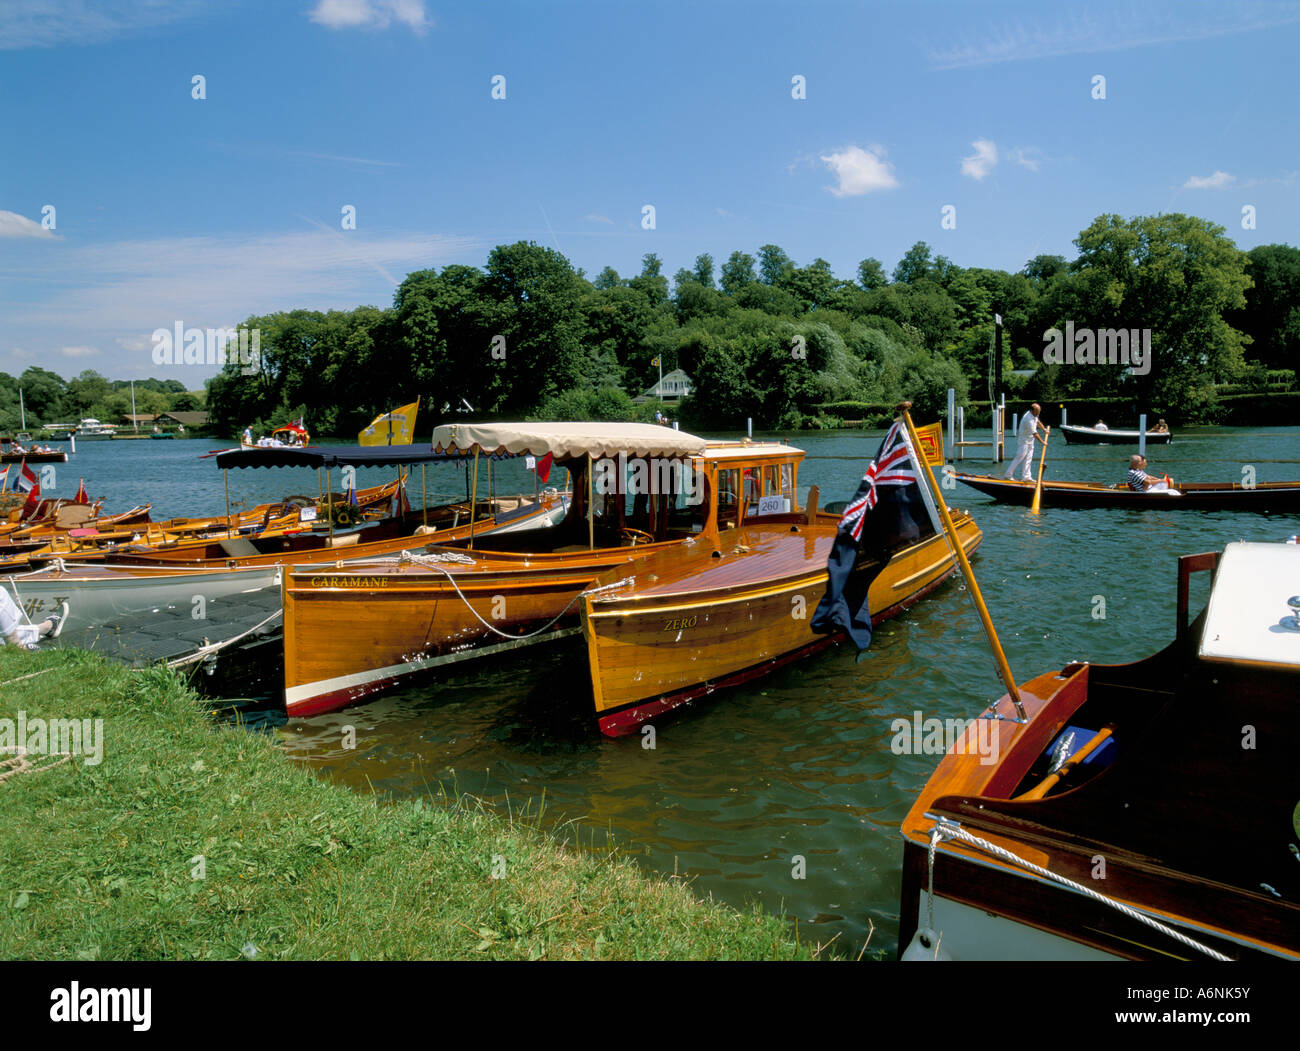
<box><xmin>0</xmin><ymin>648</ymin><xmax>810</xmax><ymax>960</ymax></box>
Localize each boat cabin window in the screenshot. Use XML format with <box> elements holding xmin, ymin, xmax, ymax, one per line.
<box><xmin>716</xmin><ymin>468</ymin><xmax>741</xmax><ymax>529</ymax></box>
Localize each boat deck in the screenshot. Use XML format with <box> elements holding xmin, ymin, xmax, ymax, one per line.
<box><xmin>589</xmin><ymin>522</ymin><xmax>833</xmax><ymax>604</ymax></box>
<box><xmin>49</xmin><ymin>587</ymin><xmax>282</xmax><ymax>667</ymax></box>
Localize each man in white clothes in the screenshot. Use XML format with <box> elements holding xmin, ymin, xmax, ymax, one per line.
<box><xmin>1005</xmin><ymin>403</ymin><xmax>1048</xmax><ymax>482</ymax></box>
<box><xmin>0</xmin><ymin>591</ymin><xmax>67</xmax><ymax>649</ymax></box>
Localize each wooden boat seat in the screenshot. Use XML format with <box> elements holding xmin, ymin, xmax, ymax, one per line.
<box><xmin>53</xmin><ymin>504</ymin><xmax>96</xmax><ymax>529</ymax></box>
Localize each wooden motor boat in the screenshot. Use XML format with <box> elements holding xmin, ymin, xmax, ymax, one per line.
<box><xmin>955</xmin><ymin>473</ymin><xmax>1300</xmax><ymax>511</ymax></box>
<box><xmin>0</xmin><ymin>444</ymin><xmax>67</xmax><ymax>464</ymax></box>
<box><xmin>45</xmin><ymin>490</ymin><xmax>569</xmax><ymax>570</ymax></box>
<box><xmin>0</xmin><ymin>480</ymin><xmax>406</xmax><ymax>571</ymax></box>
<box><xmin>8</xmin><ymin>494</ymin><xmax>568</xmax><ymax>638</ymax></box>
<box><xmin>241</xmin><ymin>422</ymin><xmax>310</xmax><ymax>450</ymax></box>
<box><xmin>1059</xmin><ymin>423</ymin><xmax>1172</xmax><ymax>445</ymax></box>
<box><xmin>899</xmin><ymin>541</ymin><xmax>1300</xmax><ymax>960</ymax></box>
<box><xmin>281</xmin><ymin>422</ymin><xmax>806</xmax><ymax>717</ymax></box>
<box><xmin>580</xmin><ymin>507</ymin><xmax>982</xmax><ymax>736</ymax></box>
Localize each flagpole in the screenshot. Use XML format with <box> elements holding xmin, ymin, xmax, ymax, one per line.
<box><xmin>897</xmin><ymin>402</ymin><xmax>1026</xmax><ymax>719</ymax></box>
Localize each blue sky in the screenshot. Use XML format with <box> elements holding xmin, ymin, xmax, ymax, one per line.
<box><xmin>2</xmin><ymin>0</ymin><xmax>1298</xmax><ymax>387</ymax></box>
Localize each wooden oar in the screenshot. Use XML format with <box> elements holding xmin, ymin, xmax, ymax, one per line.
<box><xmin>1030</xmin><ymin>426</ymin><xmax>1051</xmax><ymax>514</ymax></box>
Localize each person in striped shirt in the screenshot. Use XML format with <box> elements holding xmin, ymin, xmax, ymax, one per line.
<box><xmin>1127</xmin><ymin>454</ymin><xmax>1180</xmax><ymax>494</ymax></box>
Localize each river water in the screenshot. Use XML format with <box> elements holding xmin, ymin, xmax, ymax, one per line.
<box><xmin>58</xmin><ymin>427</ymin><xmax>1300</xmax><ymax>957</ymax></box>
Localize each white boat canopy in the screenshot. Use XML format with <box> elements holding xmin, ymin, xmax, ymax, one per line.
<box><xmin>431</xmin><ymin>422</ymin><xmax>708</xmax><ymax>460</ymax></box>
<box><xmin>1199</xmin><ymin>541</ymin><xmax>1300</xmax><ymax>668</ymax></box>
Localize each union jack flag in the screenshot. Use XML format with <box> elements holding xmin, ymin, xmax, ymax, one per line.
<box><xmin>813</xmin><ymin>420</ymin><xmax>928</xmax><ymax>652</ymax></box>
<box><xmin>836</xmin><ymin>422</ymin><xmax>918</xmax><ymax>541</ymax></box>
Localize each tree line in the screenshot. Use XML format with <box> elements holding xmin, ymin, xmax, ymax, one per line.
<box><xmin>7</xmin><ymin>212</ymin><xmax>1297</xmax><ymax>437</ymax></box>
<box><xmin>0</xmin><ymin>372</ymin><xmax>197</xmax><ymax>434</ymax></box>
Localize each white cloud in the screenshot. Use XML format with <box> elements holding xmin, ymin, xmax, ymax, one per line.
<box><xmin>819</xmin><ymin>145</ymin><xmax>899</xmax><ymax>197</ymax></box>
<box><xmin>584</xmin><ymin>214</ymin><xmax>614</xmax><ymax>225</ymax></box>
<box><xmin>0</xmin><ymin>210</ymin><xmax>58</xmax><ymax>239</ymax></box>
<box><xmin>1183</xmin><ymin>170</ymin><xmax>1236</xmax><ymax>189</ymax></box>
<box><xmin>0</xmin><ymin>0</ymin><xmax>206</xmax><ymax>50</ymax></box>
<box><xmin>58</xmin><ymin>345</ymin><xmax>99</xmax><ymax>358</ymax></box>
<box><xmin>961</xmin><ymin>139</ymin><xmax>998</xmax><ymax>180</ymax></box>
<box><xmin>308</xmin><ymin>0</ymin><xmax>430</xmax><ymax>34</ymax></box>
<box><xmin>2</xmin><ymin>228</ymin><xmax>481</xmax><ymax>376</ymax></box>
<box><xmin>1008</xmin><ymin>147</ymin><xmax>1042</xmax><ymax>172</ymax></box>
<box><xmin>929</xmin><ymin>5</ymin><xmax>1300</xmax><ymax>69</ymax></box>
<box><xmin>715</xmin><ymin>207</ymin><xmax>734</xmax><ymax>218</ymax></box>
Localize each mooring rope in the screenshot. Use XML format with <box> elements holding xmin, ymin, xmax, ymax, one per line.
<box><xmin>396</xmin><ymin>549</ymin><xmax>588</xmax><ymax>641</ymax></box>
<box><xmin>927</xmin><ymin>817</ymin><xmax>1232</xmax><ymax>961</ymax></box>
<box><xmin>167</xmin><ymin>606</ymin><xmax>284</xmax><ymax>669</ymax></box>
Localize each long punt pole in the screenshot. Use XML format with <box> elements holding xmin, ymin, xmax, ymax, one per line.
<box><xmin>898</xmin><ymin>401</ymin><xmax>1025</xmax><ymax>719</ymax></box>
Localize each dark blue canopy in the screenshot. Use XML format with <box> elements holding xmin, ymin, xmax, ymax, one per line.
<box><xmin>212</xmin><ymin>444</ymin><xmax>512</xmax><ymax>470</ymax></box>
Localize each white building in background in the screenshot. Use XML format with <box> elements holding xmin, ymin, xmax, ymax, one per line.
<box><xmin>634</xmin><ymin>368</ymin><xmax>693</xmax><ymax>404</ymax></box>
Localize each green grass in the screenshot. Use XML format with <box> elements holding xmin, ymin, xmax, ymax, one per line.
<box><xmin>0</xmin><ymin>647</ymin><xmax>812</xmax><ymax>960</ymax></box>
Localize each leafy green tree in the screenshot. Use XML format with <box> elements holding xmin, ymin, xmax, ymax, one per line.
<box><xmin>893</xmin><ymin>242</ymin><xmax>933</xmax><ymax>284</ymax></box>
<box><xmin>758</xmin><ymin>244</ymin><xmax>794</xmax><ymax>286</ymax></box>
<box><xmin>1229</xmin><ymin>244</ymin><xmax>1300</xmax><ymax>370</ymax></box>
<box><xmin>630</xmin><ymin>253</ymin><xmax>670</xmax><ymax>307</ymax></box>
<box><xmin>692</xmin><ymin>253</ymin><xmax>715</xmax><ymax>288</ymax></box>
<box><xmin>856</xmin><ymin>257</ymin><xmax>887</xmax><ymax>290</ymax></box>
<box><xmin>593</xmin><ymin>266</ymin><xmax>623</xmax><ymax>290</ymax></box>
<box><xmin>16</xmin><ymin>366</ymin><xmax>67</xmax><ymax>424</ymax></box>
<box><xmin>1022</xmin><ymin>254</ymin><xmax>1068</xmax><ymax>284</ymax></box>
<box><xmin>719</xmin><ymin>251</ymin><xmax>756</xmax><ymax>296</ymax></box>
<box><xmin>784</xmin><ymin>258</ymin><xmax>837</xmax><ymax>311</ymax></box>
<box><xmin>1070</xmin><ymin>213</ymin><xmax>1251</xmax><ymax>403</ymax></box>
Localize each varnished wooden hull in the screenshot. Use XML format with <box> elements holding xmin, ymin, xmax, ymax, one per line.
<box><xmin>45</xmin><ymin>492</ymin><xmax>567</xmax><ymax>570</ymax></box>
<box><xmin>581</xmin><ymin>511</ymin><xmax>983</xmax><ymax>736</ymax></box>
<box><xmin>10</xmin><ymin>497</ymin><xmax>566</xmax><ymax>639</ymax></box>
<box><xmin>956</xmin><ymin>473</ymin><xmax>1300</xmax><ymax>511</ymax></box>
<box><xmin>0</xmin><ymin>480</ymin><xmax>406</xmax><ymax>571</ymax></box>
<box><xmin>282</xmin><ymin>540</ymin><xmax>673</xmax><ymax>717</ymax></box>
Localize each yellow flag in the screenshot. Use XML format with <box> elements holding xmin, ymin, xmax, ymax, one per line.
<box><xmin>359</xmin><ymin>400</ymin><xmax>419</xmax><ymax>446</ymax></box>
<box><xmin>914</xmin><ymin>421</ymin><xmax>944</xmax><ymax>467</ymax></box>
<box><xmin>651</xmin><ymin>357</ymin><xmax>660</xmax><ymax>367</ymax></box>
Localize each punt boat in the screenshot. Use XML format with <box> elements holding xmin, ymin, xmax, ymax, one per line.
<box><xmin>899</xmin><ymin>540</ymin><xmax>1300</xmax><ymax>960</ymax></box>
<box><xmin>281</xmin><ymin>422</ymin><xmax>804</xmax><ymax>717</ymax></box>
<box><xmin>1059</xmin><ymin>423</ymin><xmax>1172</xmax><ymax>445</ymax></box>
<box><xmin>954</xmin><ymin>473</ymin><xmax>1300</xmax><ymax>512</ymax></box>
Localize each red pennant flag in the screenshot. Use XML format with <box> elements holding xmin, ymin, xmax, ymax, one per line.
<box><xmin>74</xmin><ymin>478</ymin><xmax>90</xmax><ymax>505</ymax></box>
<box><xmin>20</xmin><ymin>479</ymin><xmax>41</xmax><ymax>520</ymax></box>
<box><xmin>535</xmin><ymin>452</ymin><xmax>553</xmax><ymax>483</ymax></box>
<box><xmin>17</xmin><ymin>462</ymin><xmax>37</xmax><ymax>493</ymax></box>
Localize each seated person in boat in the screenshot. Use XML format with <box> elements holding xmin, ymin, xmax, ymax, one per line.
<box><xmin>0</xmin><ymin>592</ymin><xmax>67</xmax><ymax>650</ymax></box>
<box><xmin>1151</xmin><ymin>419</ymin><xmax>1170</xmax><ymax>433</ymax></box>
<box><xmin>1127</xmin><ymin>454</ymin><xmax>1179</xmax><ymax>494</ymax></box>
<box><xmin>1093</xmin><ymin>420</ymin><xmax>1108</xmax><ymax>430</ymax></box>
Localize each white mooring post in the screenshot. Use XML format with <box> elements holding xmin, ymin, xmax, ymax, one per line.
<box><xmin>1060</xmin><ymin>406</ymin><xmax>1068</xmax><ymax>427</ymax></box>
<box><xmin>747</xmin><ymin>417</ymin><xmax>752</xmax><ymax>438</ymax></box>
<box><xmin>1139</xmin><ymin>413</ymin><xmax>1147</xmax><ymax>458</ymax></box>
<box><xmin>946</xmin><ymin>388</ymin><xmax>956</xmax><ymax>460</ymax></box>
<box><xmin>997</xmin><ymin>393</ymin><xmax>1006</xmax><ymax>461</ymax></box>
